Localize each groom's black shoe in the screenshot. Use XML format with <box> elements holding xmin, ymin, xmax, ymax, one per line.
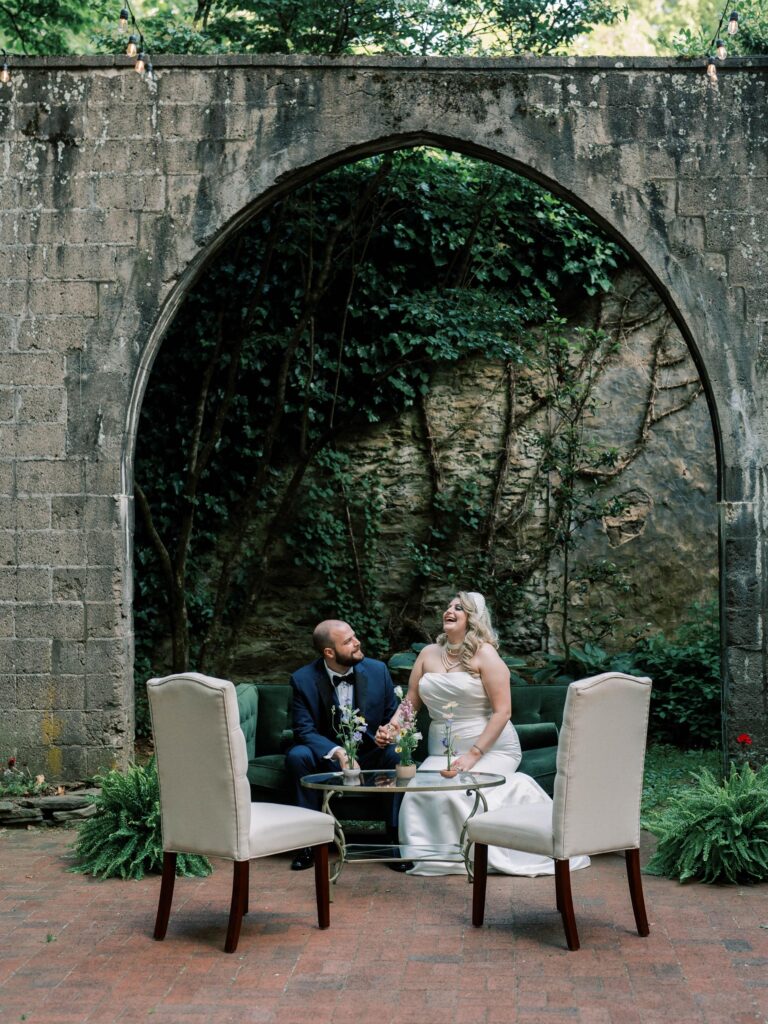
<box><xmin>387</xmin><ymin>859</ymin><xmax>412</xmax><ymax>872</ymax></box>
<box><xmin>290</xmin><ymin>847</ymin><xmax>314</xmax><ymax>871</ymax></box>
<box><xmin>384</xmin><ymin>830</ymin><xmax>413</xmax><ymax>871</ymax></box>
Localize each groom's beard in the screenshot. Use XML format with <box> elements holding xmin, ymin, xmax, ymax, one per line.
<box><xmin>333</xmin><ymin>650</ymin><xmax>364</xmax><ymax>667</ymax></box>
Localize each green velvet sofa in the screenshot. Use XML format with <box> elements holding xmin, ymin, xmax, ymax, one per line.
<box><xmin>235</xmin><ymin>677</ymin><xmax>569</xmax><ymax>804</ymax></box>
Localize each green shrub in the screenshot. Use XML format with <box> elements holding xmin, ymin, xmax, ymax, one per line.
<box><xmin>644</xmin><ymin>763</ymin><xmax>768</xmax><ymax>884</ymax></box>
<box><xmin>71</xmin><ymin>759</ymin><xmax>211</xmax><ymax>881</ymax></box>
<box><xmin>631</xmin><ymin>602</ymin><xmax>721</xmax><ymax>748</ymax></box>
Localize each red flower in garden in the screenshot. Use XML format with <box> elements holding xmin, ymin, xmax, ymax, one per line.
<box><xmin>736</xmin><ymin>733</ymin><xmax>752</xmax><ymax>746</ymax></box>
<box><xmin>7</xmin><ymin>756</ymin><xmax>15</xmax><ymax>768</ymax></box>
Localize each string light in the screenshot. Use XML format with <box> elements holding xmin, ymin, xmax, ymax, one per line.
<box><xmin>703</xmin><ymin>2</ymin><xmax>740</xmax><ymax>81</ymax></box>
<box><xmin>0</xmin><ymin>50</ymin><xmax>9</xmax><ymax>86</ymax></box>
<box><xmin>117</xmin><ymin>3</ymin><xmax>154</xmax><ymax>78</ymax></box>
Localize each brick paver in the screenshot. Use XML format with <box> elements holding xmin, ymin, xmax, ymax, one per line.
<box><xmin>1</xmin><ymin>828</ymin><xmax>767</xmax><ymax>1024</ymax></box>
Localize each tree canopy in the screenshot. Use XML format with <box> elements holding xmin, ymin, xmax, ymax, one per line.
<box><xmin>2</xmin><ymin>0</ymin><xmax>627</xmax><ymax>55</ymax></box>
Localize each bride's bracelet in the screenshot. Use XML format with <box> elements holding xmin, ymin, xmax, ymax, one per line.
<box><xmin>470</xmin><ymin>743</ymin><xmax>485</xmax><ymax>756</ymax></box>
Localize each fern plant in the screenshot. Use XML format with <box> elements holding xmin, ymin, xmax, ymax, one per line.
<box><xmin>71</xmin><ymin>758</ymin><xmax>211</xmax><ymax>881</ymax></box>
<box><xmin>644</xmin><ymin>764</ymin><xmax>768</xmax><ymax>884</ymax></box>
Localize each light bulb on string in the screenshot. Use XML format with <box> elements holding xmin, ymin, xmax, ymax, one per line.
<box><xmin>716</xmin><ymin>38</ymin><xmax>727</xmax><ymax>59</ymax></box>
<box><xmin>706</xmin><ymin>56</ymin><xmax>718</xmax><ymax>81</ymax></box>
<box><xmin>134</xmin><ymin>52</ymin><xmax>146</xmax><ymax>74</ymax></box>
<box><xmin>126</xmin><ymin>33</ymin><xmax>139</xmax><ymax>57</ymax></box>
<box><xmin>727</xmin><ymin>11</ymin><xmax>739</xmax><ymax>35</ymax></box>
<box><xmin>0</xmin><ymin>50</ymin><xmax>10</xmax><ymax>85</ymax></box>
<box><xmin>119</xmin><ymin>7</ymin><xmax>129</xmax><ymax>32</ymax></box>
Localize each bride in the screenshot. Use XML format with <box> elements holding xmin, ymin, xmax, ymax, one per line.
<box><xmin>383</xmin><ymin>591</ymin><xmax>589</xmax><ymax>876</ymax></box>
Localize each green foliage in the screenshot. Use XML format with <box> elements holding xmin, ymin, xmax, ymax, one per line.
<box><xmin>5</xmin><ymin>0</ymin><xmax>626</xmax><ymax>57</ymax></box>
<box><xmin>631</xmin><ymin>601</ymin><xmax>721</xmax><ymax>748</ymax></box>
<box><xmin>527</xmin><ymin>602</ymin><xmax>721</xmax><ymax>749</ymax></box>
<box><xmin>153</xmin><ymin>0</ymin><xmax>626</xmax><ymax>57</ymax></box>
<box><xmin>641</xmin><ymin>743</ymin><xmax>721</xmax><ymax>816</ymax></box>
<box><xmin>71</xmin><ymin>759</ymin><xmax>211</xmax><ymax>881</ymax></box>
<box><xmin>666</xmin><ymin>0</ymin><xmax>768</xmax><ymax>56</ymax></box>
<box><xmin>0</xmin><ymin>0</ymin><xmax>110</xmax><ymax>54</ymax></box>
<box><xmin>285</xmin><ymin>450</ymin><xmax>388</xmax><ymax>655</ymax></box>
<box><xmin>644</xmin><ymin>764</ymin><xmax>768</xmax><ymax>884</ymax></box>
<box><xmin>0</xmin><ymin>760</ymin><xmax>47</xmax><ymax>798</ymax></box>
<box><xmin>135</xmin><ymin>148</ymin><xmax>625</xmax><ymax>676</ymax></box>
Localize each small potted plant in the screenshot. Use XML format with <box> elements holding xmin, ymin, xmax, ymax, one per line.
<box><xmin>440</xmin><ymin>702</ymin><xmax>458</xmax><ymax>777</ymax></box>
<box><xmin>393</xmin><ymin>697</ymin><xmax>422</xmax><ymax>780</ymax></box>
<box><xmin>334</xmin><ymin>704</ymin><xmax>367</xmax><ymax>783</ymax></box>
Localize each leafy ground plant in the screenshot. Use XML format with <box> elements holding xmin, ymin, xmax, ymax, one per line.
<box><xmin>643</xmin><ymin>763</ymin><xmax>768</xmax><ymax>884</ymax></box>
<box><xmin>1</xmin><ymin>757</ymin><xmax>48</xmax><ymax>798</ymax></box>
<box><xmin>71</xmin><ymin>759</ymin><xmax>211</xmax><ymax>881</ymax></box>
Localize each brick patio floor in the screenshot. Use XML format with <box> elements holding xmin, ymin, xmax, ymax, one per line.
<box><xmin>1</xmin><ymin>827</ymin><xmax>767</xmax><ymax>1024</ymax></box>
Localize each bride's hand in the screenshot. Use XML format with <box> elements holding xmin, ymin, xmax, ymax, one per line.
<box><xmin>450</xmin><ymin>750</ymin><xmax>482</xmax><ymax>772</ymax></box>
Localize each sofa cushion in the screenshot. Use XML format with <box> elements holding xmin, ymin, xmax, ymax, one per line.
<box><xmin>512</xmin><ymin>685</ymin><xmax>570</xmax><ymax>729</ymax></box>
<box><xmin>516</xmin><ymin>721</ymin><xmax>559</xmax><ymax>751</ymax></box>
<box><xmin>235</xmin><ymin>683</ymin><xmax>258</xmax><ymax>760</ymax></box>
<box><xmin>253</xmin><ymin>684</ymin><xmax>292</xmax><ymax>755</ymax></box>
<box><xmin>520</xmin><ymin>748</ymin><xmax>558</xmax><ymax>795</ymax></box>
<box><xmin>248</xmin><ymin>753</ymin><xmax>289</xmax><ymax>791</ymax></box>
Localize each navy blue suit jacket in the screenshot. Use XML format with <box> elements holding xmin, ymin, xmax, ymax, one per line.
<box><xmin>290</xmin><ymin>657</ymin><xmax>399</xmax><ymax>762</ymax></box>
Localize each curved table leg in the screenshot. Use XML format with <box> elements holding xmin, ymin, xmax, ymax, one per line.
<box><xmin>321</xmin><ymin>791</ymin><xmax>346</xmax><ymax>885</ymax></box>
<box><xmin>460</xmin><ymin>786</ymin><xmax>490</xmax><ymax>881</ymax></box>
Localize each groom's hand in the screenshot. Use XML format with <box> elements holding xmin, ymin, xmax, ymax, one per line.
<box><xmin>374</xmin><ymin>723</ymin><xmax>396</xmax><ymax>748</ymax></box>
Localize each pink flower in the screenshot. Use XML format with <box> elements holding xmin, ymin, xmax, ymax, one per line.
<box><xmin>736</xmin><ymin>733</ymin><xmax>752</xmax><ymax>746</ymax></box>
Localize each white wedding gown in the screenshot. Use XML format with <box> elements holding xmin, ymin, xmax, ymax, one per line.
<box><xmin>399</xmin><ymin>671</ymin><xmax>590</xmax><ymax>876</ymax></box>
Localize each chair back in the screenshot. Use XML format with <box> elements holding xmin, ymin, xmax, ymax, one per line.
<box><xmin>147</xmin><ymin>672</ymin><xmax>252</xmax><ymax>861</ymax></box>
<box><xmin>552</xmin><ymin>672</ymin><xmax>651</xmax><ymax>859</ymax></box>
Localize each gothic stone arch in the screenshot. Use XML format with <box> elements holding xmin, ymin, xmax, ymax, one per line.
<box><xmin>3</xmin><ymin>55</ymin><xmax>767</xmax><ymax>778</ymax></box>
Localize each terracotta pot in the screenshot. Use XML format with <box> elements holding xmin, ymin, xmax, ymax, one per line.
<box><xmin>440</xmin><ymin>768</ymin><xmax>458</xmax><ymax>778</ymax></box>
<box><xmin>396</xmin><ymin>763</ymin><xmax>417</xmax><ymax>779</ymax></box>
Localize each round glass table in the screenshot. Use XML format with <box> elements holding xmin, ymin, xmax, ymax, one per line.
<box><xmin>301</xmin><ymin>769</ymin><xmax>505</xmax><ymax>881</ymax></box>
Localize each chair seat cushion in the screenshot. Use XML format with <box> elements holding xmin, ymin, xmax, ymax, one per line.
<box><xmin>467</xmin><ymin>802</ymin><xmax>554</xmax><ymax>858</ymax></box>
<box><xmin>248</xmin><ymin>803</ymin><xmax>334</xmax><ymax>859</ymax></box>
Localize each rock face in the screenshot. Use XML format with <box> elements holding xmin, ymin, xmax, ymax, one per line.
<box><xmin>229</xmin><ymin>267</ymin><xmax>717</xmax><ymax>676</ymax></box>
<box><xmin>1</xmin><ymin>55</ymin><xmax>766</xmax><ymax>774</ymax></box>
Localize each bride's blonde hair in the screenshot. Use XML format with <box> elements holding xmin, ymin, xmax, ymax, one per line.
<box><xmin>437</xmin><ymin>591</ymin><xmax>499</xmax><ymax>675</ymax></box>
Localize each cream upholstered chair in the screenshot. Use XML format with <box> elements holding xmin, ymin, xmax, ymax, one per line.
<box><xmin>467</xmin><ymin>671</ymin><xmax>652</xmax><ymax>951</ymax></box>
<box><xmin>147</xmin><ymin>672</ymin><xmax>334</xmax><ymax>953</ymax></box>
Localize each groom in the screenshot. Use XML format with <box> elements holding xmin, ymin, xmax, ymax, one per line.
<box><xmin>286</xmin><ymin>619</ymin><xmax>403</xmax><ymax>871</ymax></box>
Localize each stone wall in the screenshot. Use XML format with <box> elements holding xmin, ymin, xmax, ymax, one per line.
<box><xmin>1</xmin><ymin>54</ymin><xmax>767</xmax><ymax>776</ymax></box>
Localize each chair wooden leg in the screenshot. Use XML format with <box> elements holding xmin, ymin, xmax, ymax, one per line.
<box><xmin>153</xmin><ymin>852</ymin><xmax>177</xmax><ymax>940</ymax></box>
<box><xmin>625</xmin><ymin>848</ymin><xmax>650</xmax><ymax>937</ymax></box>
<box><xmin>224</xmin><ymin>861</ymin><xmax>249</xmax><ymax>954</ymax></box>
<box><xmin>472</xmin><ymin>843</ymin><xmax>488</xmax><ymax>927</ymax></box>
<box><xmin>313</xmin><ymin>843</ymin><xmax>330</xmax><ymax>929</ymax></box>
<box><xmin>554</xmin><ymin>859</ymin><xmax>580</xmax><ymax>951</ymax></box>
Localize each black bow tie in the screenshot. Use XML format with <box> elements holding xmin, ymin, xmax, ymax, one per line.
<box><xmin>331</xmin><ymin>674</ymin><xmax>353</xmax><ymax>688</ymax></box>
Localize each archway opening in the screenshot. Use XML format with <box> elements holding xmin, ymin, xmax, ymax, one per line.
<box><xmin>128</xmin><ymin>141</ymin><xmax>722</xmax><ymax>754</ymax></box>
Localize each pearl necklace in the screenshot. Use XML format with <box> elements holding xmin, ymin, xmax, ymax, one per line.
<box><xmin>441</xmin><ymin>641</ymin><xmax>463</xmax><ymax>672</ymax></box>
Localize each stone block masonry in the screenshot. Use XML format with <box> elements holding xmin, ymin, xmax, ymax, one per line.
<box><xmin>0</xmin><ymin>54</ymin><xmax>766</xmax><ymax>777</ymax></box>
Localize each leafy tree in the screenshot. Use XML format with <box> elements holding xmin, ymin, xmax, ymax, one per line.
<box><xmin>4</xmin><ymin>0</ymin><xmax>626</xmax><ymax>56</ymax></box>
<box><xmin>0</xmin><ymin>0</ymin><xmax>109</xmax><ymax>54</ymax></box>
